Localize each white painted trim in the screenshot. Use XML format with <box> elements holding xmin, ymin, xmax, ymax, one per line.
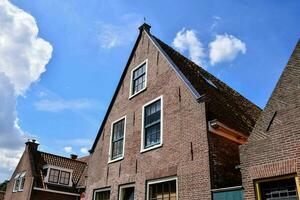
<box><xmin>118</xmin><ymin>184</ymin><xmax>135</xmax><ymax>200</ymax></box>
<box><xmin>140</xmin><ymin>95</ymin><xmax>163</xmax><ymax>153</ymax></box>
<box><xmin>108</xmin><ymin>116</ymin><xmax>127</xmax><ymax>163</ymax></box>
<box><xmin>144</xmin><ymin>31</ymin><xmax>201</xmax><ymax>99</ymax></box>
<box><xmin>129</xmin><ymin>59</ymin><xmax>148</xmax><ymax>99</ymax></box>
<box><xmin>33</xmin><ymin>187</ymin><xmax>80</xmax><ymax>197</ymax></box>
<box><xmin>146</xmin><ymin>176</ymin><xmax>178</xmax><ymax>200</ymax></box>
<box><xmin>211</xmin><ymin>185</ymin><xmax>243</xmax><ymax>192</ymax></box>
<box><xmin>93</xmin><ymin>188</ymin><xmax>111</xmax><ymax>200</ymax></box>
<box><xmin>43</xmin><ymin>165</ymin><xmax>73</xmax><ymax>187</ymax></box>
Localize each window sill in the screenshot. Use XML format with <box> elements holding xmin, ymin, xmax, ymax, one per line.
<box><xmin>129</xmin><ymin>87</ymin><xmax>147</xmax><ymax>99</ymax></box>
<box><xmin>108</xmin><ymin>156</ymin><xmax>124</xmax><ymax>164</ymax></box>
<box><xmin>140</xmin><ymin>143</ymin><xmax>163</xmax><ymax>153</ymax></box>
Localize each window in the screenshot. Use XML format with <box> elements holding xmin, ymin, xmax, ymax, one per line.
<box><xmin>59</xmin><ymin>171</ymin><xmax>70</xmax><ymax>185</ymax></box>
<box><xmin>19</xmin><ymin>172</ymin><xmax>26</xmax><ymax>191</ymax></box>
<box><xmin>109</xmin><ymin>117</ymin><xmax>126</xmax><ymax>162</ymax></box>
<box><xmin>13</xmin><ymin>171</ymin><xmax>26</xmax><ymax>192</ymax></box>
<box><xmin>255</xmin><ymin>176</ymin><xmax>299</xmax><ymax>200</ymax></box>
<box><xmin>119</xmin><ymin>184</ymin><xmax>135</xmax><ymax>200</ymax></box>
<box><xmin>48</xmin><ymin>168</ymin><xmax>60</xmax><ymax>183</ymax></box>
<box><xmin>142</xmin><ymin>96</ymin><xmax>163</xmax><ymax>151</ymax></box>
<box><xmin>130</xmin><ymin>60</ymin><xmax>147</xmax><ymax>98</ymax></box>
<box><xmin>147</xmin><ymin>177</ymin><xmax>177</xmax><ymax>200</ymax></box>
<box><xmin>94</xmin><ymin>188</ymin><xmax>110</xmax><ymax>200</ymax></box>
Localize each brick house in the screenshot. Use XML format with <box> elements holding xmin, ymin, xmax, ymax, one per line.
<box><xmin>4</xmin><ymin>140</ymin><xmax>88</xmax><ymax>200</ymax></box>
<box><xmin>240</xmin><ymin>40</ymin><xmax>300</xmax><ymax>199</ymax></box>
<box><xmin>86</xmin><ymin>23</ymin><xmax>261</xmax><ymax>200</ymax></box>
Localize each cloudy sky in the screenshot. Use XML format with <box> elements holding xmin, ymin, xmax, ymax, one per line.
<box><xmin>0</xmin><ymin>0</ymin><xmax>299</xmax><ymax>181</ymax></box>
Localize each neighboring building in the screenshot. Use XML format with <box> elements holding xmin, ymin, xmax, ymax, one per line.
<box><xmin>0</xmin><ymin>191</ymin><xmax>5</xmax><ymax>200</ymax></box>
<box><xmin>240</xmin><ymin>40</ymin><xmax>300</xmax><ymax>199</ymax></box>
<box><xmin>86</xmin><ymin>23</ymin><xmax>261</xmax><ymax>200</ymax></box>
<box><xmin>4</xmin><ymin>140</ymin><xmax>88</xmax><ymax>200</ymax></box>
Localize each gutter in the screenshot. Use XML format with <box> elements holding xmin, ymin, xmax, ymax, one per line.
<box><xmin>208</xmin><ymin>120</ymin><xmax>248</xmax><ymax>144</ymax></box>
<box><xmin>33</xmin><ymin>187</ymin><xmax>80</xmax><ymax>196</ymax></box>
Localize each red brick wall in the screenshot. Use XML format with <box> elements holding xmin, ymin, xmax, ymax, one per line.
<box><xmin>31</xmin><ymin>190</ymin><xmax>78</xmax><ymax>200</ymax></box>
<box><xmin>86</xmin><ymin>31</ymin><xmax>212</xmax><ymax>200</ymax></box>
<box><xmin>0</xmin><ymin>191</ymin><xmax>5</xmax><ymax>200</ymax></box>
<box><xmin>208</xmin><ymin>133</ymin><xmax>242</xmax><ymax>189</ymax></box>
<box><xmin>240</xmin><ymin>41</ymin><xmax>300</xmax><ymax>199</ymax></box>
<box><xmin>4</xmin><ymin>145</ymin><xmax>35</xmax><ymax>200</ymax></box>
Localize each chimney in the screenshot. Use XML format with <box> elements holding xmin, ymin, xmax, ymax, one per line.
<box><xmin>25</xmin><ymin>139</ymin><xmax>39</xmax><ymax>152</ymax></box>
<box><xmin>139</xmin><ymin>23</ymin><xmax>151</xmax><ymax>33</ymax></box>
<box><xmin>70</xmin><ymin>154</ymin><xmax>78</xmax><ymax>160</ymax></box>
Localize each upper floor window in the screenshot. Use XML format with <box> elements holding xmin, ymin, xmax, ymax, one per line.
<box><xmin>94</xmin><ymin>188</ymin><xmax>111</xmax><ymax>200</ymax></box>
<box><xmin>48</xmin><ymin>168</ymin><xmax>60</xmax><ymax>183</ymax></box>
<box><xmin>13</xmin><ymin>171</ymin><xmax>26</xmax><ymax>192</ymax></box>
<box><xmin>44</xmin><ymin>166</ymin><xmax>72</xmax><ymax>187</ymax></box>
<box><xmin>130</xmin><ymin>60</ymin><xmax>147</xmax><ymax>98</ymax></box>
<box><xmin>109</xmin><ymin>116</ymin><xmax>126</xmax><ymax>162</ymax></box>
<box><xmin>59</xmin><ymin>171</ymin><xmax>71</xmax><ymax>185</ymax></box>
<box><xmin>141</xmin><ymin>96</ymin><xmax>163</xmax><ymax>152</ymax></box>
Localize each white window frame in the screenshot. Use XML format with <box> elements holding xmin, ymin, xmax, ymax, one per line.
<box><xmin>43</xmin><ymin>165</ymin><xmax>73</xmax><ymax>187</ymax></box>
<box><xmin>93</xmin><ymin>187</ymin><xmax>111</xmax><ymax>200</ymax></box>
<box><xmin>146</xmin><ymin>176</ymin><xmax>178</xmax><ymax>200</ymax></box>
<box><xmin>108</xmin><ymin>116</ymin><xmax>127</xmax><ymax>163</ymax></box>
<box><xmin>141</xmin><ymin>95</ymin><xmax>163</xmax><ymax>153</ymax></box>
<box><xmin>129</xmin><ymin>59</ymin><xmax>148</xmax><ymax>99</ymax></box>
<box><xmin>18</xmin><ymin>171</ymin><xmax>26</xmax><ymax>191</ymax></box>
<box><xmin>12</xmin><ymin>173</ymin><xmax>20</xmax><ymax>192</ymax></box>
<box><xmin>12</xmin><ymin>171</ymin><xmax>26</xmax><ymax>192</ymax></box>
<box><xmin>119</xmin><ymin>183</ymin><xmax>135</xmax><ymax>200</ymax></box>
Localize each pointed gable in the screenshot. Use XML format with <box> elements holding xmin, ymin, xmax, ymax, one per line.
<box><xmin>90</xmin><ymin>23</ymin><xmax>261</xmax><ymax>152</ymax></box>
<box><xmin>248</xmin><ymin>39</ymin><xmax>300</xmax><ymax>141</ymax></box>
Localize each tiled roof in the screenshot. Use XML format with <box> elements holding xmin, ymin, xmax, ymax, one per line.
<box><xmin>152</xmin><ymin>36</ymin><xmax>261</xmax><ymax>134</ymax></box>
<box><xmin>29</xmin><ymin>149</ymin><xmax>87</xmax><ymax>192</ymax></box>
<box><xmin>39</xmin><ymin>152</ymin><xmax>87</xmax><ymax>184</ymax></box>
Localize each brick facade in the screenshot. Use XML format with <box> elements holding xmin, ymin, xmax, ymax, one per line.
<box><xmin>240</xmin><ymin>40</ymin><xmax>300</xmax><ymax>199</ymax></box>
<box><xmin>86</xmin><ymin>25</ymin><xmax>259</xmax><ymax>200</ymax></box>
<box><xmin>30</xmin><ymin>190</ymin><xmax>77</xmax><ymax>200</ymax></box>
<box><xmin>86</xmin><ymin>29</ymin><xmax>212</xmax><ymax>200</ymax></box>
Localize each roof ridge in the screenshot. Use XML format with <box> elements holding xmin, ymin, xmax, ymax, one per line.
<box><xmin>38</xmin><ymin>151</ymin><xmax>88</xmax><ymax>164</ymax></box>
<box><xmin>152</xmin><ymin>35</ymin><xmax>261</xmax><ymax>111</ymax></box>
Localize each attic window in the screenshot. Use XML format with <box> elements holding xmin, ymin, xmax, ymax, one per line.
<box><xmin>13</xmin><ymin>171</ymin><xmax>26</xmax><ymax>192</ymax></box>
<box><xmin>44</xmin><ymin>166</ymin><xmax>73</xmax><ymax>187</ymax></box>
<box><xmin>129</xmin><ymin>60</ymin><xmax>148</xmax><ymax>98</ymax></box>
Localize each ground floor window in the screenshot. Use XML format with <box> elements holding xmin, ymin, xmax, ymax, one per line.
<box><xmin>255</xmin><ymin>176</ymin><xmax>300</xmax><ymax>200</ymax></box>
<box><xmin>119</xmin><ymin>184</ymin><xmax>135</xmax><ymax>200</ymax></box>
<box><xmin>147</xmin><ymin>177</ymin><xmax>177</xmax><ymax>200</ymax></box>
<box><xmin>94</xmin><ymin>188</ymin><xmax>110</xmax><ymax>200</ymax></box>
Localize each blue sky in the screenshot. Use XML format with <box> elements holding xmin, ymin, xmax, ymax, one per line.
<box><xmin>0</xmin><ymin>0</ymin><xmax>299</xmax><ymax>181</ymax></box>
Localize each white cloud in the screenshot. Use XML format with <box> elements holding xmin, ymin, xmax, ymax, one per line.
<box><xmin>80</xmin><ymin>147</ymin><xmax>89</xmax><ymax>155</ymax></box>
<box><xmin>209</xmin><ymin>34</ymin><xmax>246</xmax><ymax>65</ymax></box>
<box><xmin>172</xmin><ymin>28</ymin><xmax>206</xmax><ymax>66</ymax></box>
<box><xmin>96</xmin><ymin>14</ymin><xmax>142</xmax><ymax>49</ymax></box>
<box><xmin>34</xmin><ymin>98</ymin><xmax>97</xmax><ymax>112</ymax></box>
<box><xmin>64</xmin><ymin>146</ymin><xmax>73</xmax><ymax>153</ymax></box>
<box><xmin>0</xmin><ymin>0</ymin><xmax>52</xmax><ymax>181</ymax></box>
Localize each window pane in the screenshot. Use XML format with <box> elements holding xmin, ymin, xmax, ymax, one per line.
<box><xmin>48</xmin><ymin>169</ymin><xmax>60</xmax><ymax>183</ymax></box>
<box><xmin>132</xmin><ymin>64</ymin><xmax>146</xmax><ymax>95</ymax></box>
<box><xmin>59</xmin><ymin>171</ymin><xmax>70</xmax><ymax>185</ymax></box>
<box><xmin>260</xmin><ymin>177</ymin><xmax>298</xmax><ymax>200</ymax></box>
<box><xmin>95</xmin><ymin>190</ymin><xmax>110</xmax><ymax>200</ymax></box>
<box><xmin>111</xmin><ymin>119</ymin><xmax>125</xmax><ymax>159</ymax></box>
<box><xmin>145</xmin><ymin>123</ymin><xmax>160</xmax><ymax>147</ymax></box>
<box><xmin>19</xmin><ymin>177</ymin><xmax>25</xmax><ymax>190</ymax></box>
<box><xmin>144</xmin><ymin>99</ymin><xmax>161</xmax><ymax>148</ymax></box>
<box><xmin>149</xmin><ymin>180</ymin><xmax>176</xmax><ymax>200</ymax></box>
<box><xmin>121</xmin><ymin>187</ymin><xmax>134</xmax><ymax>200</ymax></box>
